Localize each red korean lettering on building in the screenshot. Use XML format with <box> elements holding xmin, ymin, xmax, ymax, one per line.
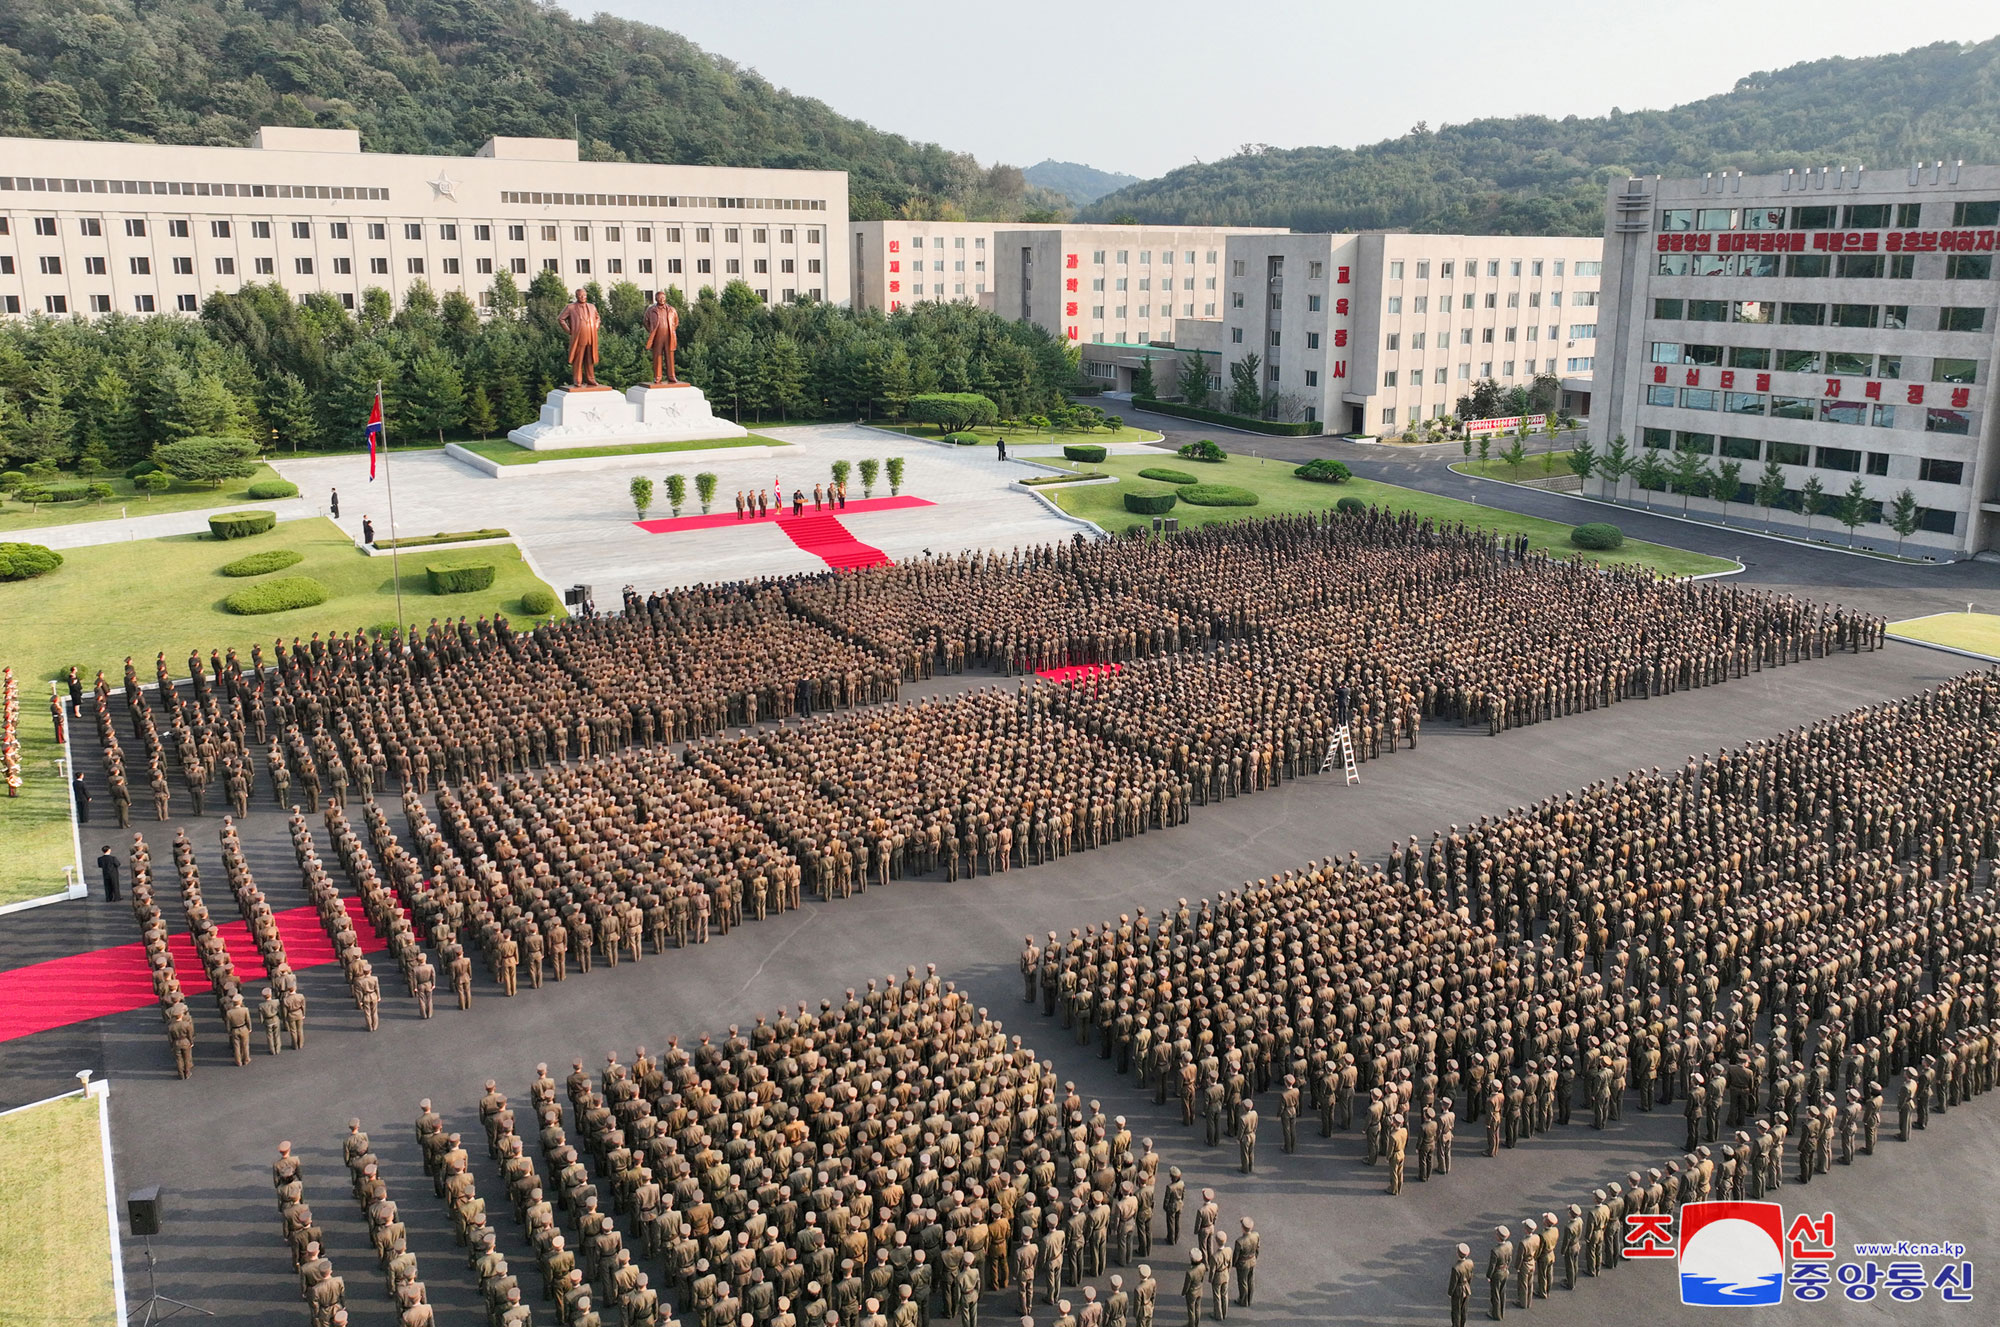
<box><xmin>1065</xmin><ymin>253</ymin><xmax>1079</xmax><ymax>269</ymax></box>
<box><xmin>1334</xmin><ymin>330</ymin><xmax>1348</xmax><ymax>347</ymax></box>
<box><xmin>1336</xmin><ymin>267</ymin><xmax>1350</xmax><ymax>284</ymax></box>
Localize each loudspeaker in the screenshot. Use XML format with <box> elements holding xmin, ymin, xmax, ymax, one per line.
<box><xmin>128</xmin><ymin>1185</ymin><xmax>162</xmax><ymax>1237</ymax></box>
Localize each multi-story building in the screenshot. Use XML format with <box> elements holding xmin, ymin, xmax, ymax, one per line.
<box><xmin>849</xmin><ymin>220</ymin><xmax>1061</xmax><ymax>314</ymax></box>
<box><xmin>0</xmin><ymin>126</ymin><xmax>846</xmax><ymax>317</ymax></box>
<box><xmin>1202</xmin><ymin>232</ymin><xmax>1603</xmax><ymax>433</ymax></box>
<box><xmin>997</xmin><ymin>224</ymin><xmax>1287</xmax><ymax>349</ymax></box>
<box><xmin>1595</xmin><ymin>165</ymin><xmax>2000</xmax><ymax>557</ymax></box>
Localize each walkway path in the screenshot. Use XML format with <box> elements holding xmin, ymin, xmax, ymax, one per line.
<box><xmin>21</xmin><ymin>496</ymin><xmax>319</xmax><ymax>550</ymax></box>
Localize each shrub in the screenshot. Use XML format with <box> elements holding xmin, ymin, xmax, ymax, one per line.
<box><xmin>1177</xmin><ymin>439</ymin><xmax>1227</xmax><ymax>462</ymax></box>
<box><xmin>1570</xmin><ymin>522</ymin><xmax>1625</xmax><ymax>551</ymax></box>
<box><xmin>426</xmin><ymin>562</ymin><xmax>497</xmax><ymax>594</ymax></box>
<box><xmin>904</xmin><ymin>391</ymin><xmax>998</xmax><ymax>434</ymax></box>
<box><xmin>1336</xmin><ymin>496</ymin><xmax>1369</xmax><ymax>515</ymax></box>
<box><xmin>0</xmin><ymin>471</ymin><xmax>25</xmax><ymax>493</ymax></box>
<box><xmin>42</xmin><ymin>485</ymin><xmax>89</xmax><ymax>503</ymax></box>
<box><xmin>85</xmin><ymin>483</ymin><xmax>116</xmax><ymax>503</ymax></box>
<box><xmin>519</xmin><ymin>587</ymin><xmax>559</xmax><ymax>615</ymax></box>
<box><xmin>220</xmin><ymin>549</ymin><xmax>304</xmax><ymax>577</ymax></box>
<box><xmin>208</xmin><ymin>511</ymin><xmax>277</xmax><ymax>540</ymax></box>
<box><xmin>858</xmin><ymin>458</ymin><xmax>880</xmax><ymax>495</ymax></box>
<box><xmin>1137</xmin><ymin>467</ymin><xmax>1199</xmax><ymax>485</ymax></box>
<box><xmin>247</xmin><ymin>479</ymin><xmax>300</xmax><ymax>500</ymax></box>
<box><xmin>886</xmin><ymin>457</ymin><xmax>905</xmax><ymax>494</ymax></box>
<box><xmin>124</xmin><ymin>459</ymin><xmax>163</xmax><ymax>479</ymax></box>
<box><xmin>375</xmin><ymin>528</ymin><xmax>509</xmax><ymax>550</ymax></box>
<box><xmin>1293</xmin><ymin>458</ymin><xmax>1351</xmax><ymax>484</ymax></box>
<box><xmin>1176</xmin><ymin>484</ymin><xmax>1260</xmax><ymax>507</ymax></box>
<box><xmin>223</xmin><ymin>575</ymin><xmax>328</xmax><ymax>614</ymax></box>
<box><xmin>0</xmin><ymin>542</ymin><xmax>63</xmax><ymax>581</ymax></box>
<box><xmin>1063</xmin><ymin>445</ymin><xmax>1108</xmax><ymax>463</ymax></box>
<box><xmin>1123</xmin><ymin>491</ymin><xmax>1178</xmax><ymax>515</ymax></box>
<box><xmin>134</xmin><ymin>473</ymin><xmax>172</xmax><ymax>497</ymax></box>
<box><xmin>154</xmin><ymin>437</ymin><xmax>260</xmax><ymax>488</ymax></box>
<box><xmin>944</xmin><ymin>432</ymin><xmax>981</xmax><ymax>445</ymax></box>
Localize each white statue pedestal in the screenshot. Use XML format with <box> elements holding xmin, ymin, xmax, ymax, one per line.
<box><xmin>506</xmin><ymin>383</ymin><xmax>748</xmax><ymax>451</ymax></box>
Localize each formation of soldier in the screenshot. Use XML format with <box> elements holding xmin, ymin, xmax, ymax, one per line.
<box><xmin>294</xmin><ymin>978</ymin><xmax>1252</xmax><ymax>1325</ymax></box>
<box><xmin>1018</xmin><ymin>674</ymin><xmax>2000</xmax><ymax>1317</ymax></box>
<box><xmin>273</xmin><ymin>1140</ymin><xmax>350</xmax><ymax>1327</ymax></box>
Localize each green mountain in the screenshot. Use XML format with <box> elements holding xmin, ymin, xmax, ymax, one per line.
<box><xmin>1022</xmin><ymin>159</ymin><xmax>1141</xmax><ymax>207</ymax></box>
<box><xmin>1082</xmin><ymin>38</ymin><xmax>2000</xmax><ymax>234</ymax></box>
<box><xmin>0</xmin><ymin>0</ymin><xmax>1042</xmax><ymax>220</ymax></box>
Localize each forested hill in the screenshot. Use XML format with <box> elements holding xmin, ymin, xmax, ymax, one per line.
<box><xmin>1023</xmin><ymin>159</ymin><xmax>1141</xmax><ymax>207</ymax></box>
<box><xmin>0</xmin><ymin>0</ymin><xmax>1042</xmax><ymax>220</ymax></box>
<box><xmin>1082</xmin><ymin>38</ymin><xmax>2000</xmax><ymax>235</ymax></box>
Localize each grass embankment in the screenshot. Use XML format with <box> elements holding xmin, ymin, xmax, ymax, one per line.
<box><xmin>878</xmin><ymin>423</ymin><xmax>1162</xmax><ymax>446</ymax></box>
<box><xmin>456</xmin><ymin>435</ymin><xmax>782</xmax><ymax>466</ymax></box>
<box><xmin>1888</xmin><ymin>612</ymin><xmax>2000</xmax><ymax>659</ymax></box>
<box><xmin>0</xmin><ymin>1092</ymin><xmax>117</xmax><ymax>1325</ymax></box>
<box><xmin>1047</xmin><ymin>453</ymin><xmax>1737</xmax><ymax>578</ymax></box>
<box><xmin>1451</xmin><ymin>453</ymin><xmax>1572</xmax><ymax>481</ymax></box>
<box><xmin>0</xmin><ymin>465</ymin><xmax>296</xmax><ymax>534</ymax></box>
<box><xmin>0</xmin><ymin>723</ymin><xmax>74</xmax><ymax>907</ymax></box>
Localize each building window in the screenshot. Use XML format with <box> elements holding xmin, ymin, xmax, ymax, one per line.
<box><xmin>120</xmin><ymin>218</ymin><xmax>147</xmax><ymax>238</ymax></box>
<box><xmin>339</xmin><ymin>293</ymin><xmax>355</xmax><ymax>310</ymax></box>
<box><xmin>442</xmin><ymin>258</ymin><xmax>460</xmax><ymax>274</ymax></box>
<box><xmin>509</xmin><ymin>225</ymin><xmax>527</xmax><ymax>241</ymax></box>
<box><xmin>1781</xmin><ymin>303</ymin><xmax>1826</xmax><ymax>326</ymax></box>
<box><xmin>175</xmin><ymin>294</ymin><xmax>198</xmax><ymax>312</ymax></box>
<box><xmin>1459</xmin><ymin>364</ymin><xmax>1473</xmax><ymax>380</ymax></box>
<box><xmin>575</xmin><ymin>259</ymin><xmax>591</xmax><ymax>274</ymax></box>
<box><xmin>725</xmin><ymin>258</ymin><xmax>741</xmax><ymax>274</ymax></box>
<box><xmin>1434</xmin><ymin>368</ymin><xmax>1447</xmax><ymax>385</ymax></box>
<box><xmin>1916</xmin><ymin>457</ymin><xmax>1964</xmax><ymax>486</ymax></box>
<box><xmin>473</xmin><ymin>224</ymin><xmax>492</xmax><ymax>241</ymax></box>
<box><xmin>1933</xmin><ymin>358</ymin><xmax>1979</xmax><ymax>385</ymax></box>
<box><xmin>542</xmin><ymin>258</ymin><xmax>558</xmax><ymax>272</ymax></box>
<box><xmin>367</xmin><ymin>223</ymin><xmax>387</xmax><ymax>240</ymax></box>
<box><xmin>81</xmin><ymin>256</ymin><xmax>106</xmax><ymax>275</ymax></box>
<box><xmin>510</xmin><ymin>258</ymin><xmax>528</xmax><ymax>275</ymax></box>
<box><xmin>667</xmin><ymin>258</ymin><xmax>683</xmax><ymax>274</ymax></box>
<box><xmin>1305</xmin><ymin>370</ymin><xmax>1319</xmax><ymax>386</ymax></box>
<box><xmin>1940</xmin><ymin>307</ymin><xmax>1987</xmax><ymax>333</ymax></box>
<box><xmin>86</xmin><ymin>294</ymin><xmax>111</xmax><ymax>313</ymax></box>
<box><xmin>44</xmin><ymin>294</ymin><xmax>67</xmax><ymax>313</ymax></box>
<box><xmin>1230</xmin><ymin>327</ymin><xmax>1243</xmax><ymax>343</ymax></box>
<box><xmin>1883</xmin><ymin>304</ymin><xmax>1909</xmax><ymax>329</ymax></box>
<box><xmin>1308</xmin><ymin>294</ymin><xmax>1321</xmax><ymax>312</ymax></box>
<box><xmin>333</xmin><ymin>257</ymin><xmax>353</xmax><ymax>274</ymax></box>
<box><xmin>1945</xmin><ymin>254</ymin><xmax>1994</xmax><ymax>281</ymax></box>
<box><xmin>407</xmin><ymin>257</ymin><xmax>425</xmax><ymax>274</ymax></box>
<box><xmin>476</xmin><ymin>257</ymin><xmax>493</xmax><ymax>275</ymax></box>
<box><xmin>370</xmin><ymin>257</ymin><xmax>389</xmax><ymax>275</ymax></box>
<box><xmin>38</xmin><ymin>255</ymin><xmax>62</xmax><ymax>275</ymax></box>
<box><xmin>1386</xmin><ymin>297</ymin><xmax>1402</xmax><ymax>314</ymax></box>
<box><xmin>295</xmin><ymin>257</ymin><xmax>315</xmax><ymax>275</ymax></box>
<box><xmin>1925</xmin><ymin>409</ymin><xmax>1972</xmax><ymax>436</ymax></box>
<box><xmin>1383</xmin><ymin>371</ymin><xmax>1398</xmax><ymax>388</ymax></box>
<box><xmin>753</xmin><ymin>258</ymin><xmax>769</xmax><ymax>274</ymax></box>
<box><xmin>636</xmin><ymin>258</ymin><xmax>652</xmax><ymax>275</ymax></box>
<box><xmin>215</xmin><ymin>257</ymin><xmax>235</xmax><ymax>275</ymax></box>
<box><xmin>133</xmin><ymin>294</ymin><xmax>155</xmax><ymax>312</ymax></box>
<box><xmin>249</xmin><ymin>257</ymin><xmax>269</xmax><ymax>274</ymax></box>
<box><xmin>696</xmin><ymin>258</ymin><xmax>711</xmax><ymax>274</ymax></box>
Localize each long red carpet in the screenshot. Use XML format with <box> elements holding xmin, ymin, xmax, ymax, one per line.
<box><xmin>1036</xmin><ymin>662</ymin><xmax>1124</xmax><ymax>685</ymax></box>
<box><xmin>777</xmin><ymin>513</ymin><xmax>890</xmax><ymax>570</ymax></box>
<box><xmin>634</xmin><ymin>494</ymin><xmax>934</xmax><ymax>534</ymax></box>
<box><xmin>0</xmin><ymin>897</ymin><xmax>383</xmax><ymax>1044</ymax></box>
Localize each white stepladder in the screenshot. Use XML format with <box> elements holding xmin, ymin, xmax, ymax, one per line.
<box><xmin>1319</xmin><ymin>725</ymin><xmax>1359</xmax><ymax>785</ymax></box>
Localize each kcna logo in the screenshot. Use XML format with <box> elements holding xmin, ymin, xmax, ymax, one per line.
<box><xmin>1624</xmin><ymin>1201</ymin><xmax>1835</xmax><ymax>1306</ymax></box>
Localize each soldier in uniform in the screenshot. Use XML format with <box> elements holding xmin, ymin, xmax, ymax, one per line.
<box><xmin>1232</xmin><ymin>1220</ymin><xmax>1257</xmax><ymax>1307</ymax></box>
<box><xmin>259</xmin><ymin>986</ymin><xmax>283</xmax><ymax>1056</ymax></box>
<box><xmin>1448</xmin><ymin>1243</ymin><xmax>1475</xmax><ymax>1327</ymax></box>
<box><xmin>1486</xmin><ymin>1226</ymin><xmax>1513</xmax><ymax>1321</ymax></box>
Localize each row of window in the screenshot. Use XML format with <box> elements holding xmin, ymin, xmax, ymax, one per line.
<box><xmin>1659</xmin><ymin>201</ymin><xmax>1997</xmax><ymax>232</ymax></box>
<box><xmin>5</xmin><ymin>216</ymin><xmax>823</xmax><ymax>246</ymax></box>
<box><xmin>896</xmin><ymin>236</ymin><xmax>988</xmax><ymax>249</ymax></box>
<box><xmin>1383</xmin><ymin>324</ymin><xmax>1594</xmax><ymax>351</ymax></box>
<box><xmin>1088</xmin><ymin>304</ymin><xmax>1216</xmax><ymax>320</ymax></box>
<box><xmin>1648</xmin><ymin>341</ymin><xmax>1980</xmax><ymax>384</ymax></box>
<box><xmin>498</xmin><ymin>192</ymin><xmax>826</xmax><ymax>211</ymax></box>
<box><xmin>0</xmin><ymin>175</ymin><xmax>387</xmax><ymax>201</ymax></box>
<box><xmin>1653</xmin><ymin>297</ymin><xmax>1989</xmax><ymax>330</ymax></box>
<box><xmin>1380</xmin><ymin>360</ymin><xmax>1563</xmax><ymax>389</ymax></box>
<box><xmin>1639</xmin><ymin>427</ymin><xmax>1967</xmax><ymax>485</ymax></box>
<box><xmin>1656</xmin><ymin>252</ymin><xmax>1992</xmax><ymax>279</ymax></box>
<box><xmin>8</xmin><ymin>286</ymin><xmax>828</xmax><ymax>317</ymax></box>
<box><xmin>1086</xmin><ymin>250</ymin><xmax>1219</xmax><ymax>266</ymax></box>
<box><xmin>1387</xmin><ymin>258</ymin><xmax>1602</xmax><ymax>279</ymax></box>
<box><xmin>1386</xmin><ymin>290</ymin><xmax>1598</xmax><ymax>314</ymax></box>
<box><xmin>2</xmin><ymin>252</ymin><xmax>824</xmax><ymax>280</ymax></box>
<box><xmin>1642</xmin><ymin>385</ymin><xmax>1972</xmax><ymax>434</ymax></box>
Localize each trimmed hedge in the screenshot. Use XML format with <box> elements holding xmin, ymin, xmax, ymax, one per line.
<box><xmin>1123</xmin><ymin>491</ymin><xmax>1178</xmax><ymax>515</ymax></box>
<box><xmin>944</xmin><ymin>432</ymin><xmax>981</xmax><ymax>445</ymax></box>
<box><xmin>519</xmin><ymin>587</ymin><xmax>559</xmax><ymax>615</ymax></box>
<box><xmin>426</xmin><ymin>563</ymin><xmax>497</xmax><ymax>594</ymax></box>
<box><xmin>1137</xmin><ymin>467</ymin><xmax>1199</xmax><ymax>485</ymax></box>
<box><xmin>0</xmin><ymin>471</ymin><xmax>24</xmax><ymax>492</ymax></box>
<box><xmin>1063</xmin><ymin>445</ymin><xmax>1108</xmax><ymax>463</ymax></box>
<box><xmin>209</xmin><ymin>511</ymin><xmax>276</xmax><ymax>540</ymax></box>
<box><xmin>247</xmin><ymin>479</ymin><xmax>300</xmax><ymax>500</ymax></box>
<box><xmin>1176</xmin><ymin>484</ymin><xmax>1260</xmax><ymax>507</ymax></box>
<box><xmin>1293</xmin><ymin>458</ymin><xmax>1352</xmax><ymax>484</ymax></box>
<box><xmin>220</xmin><ymin>549</ymin><xmax>304</xmax><ymax>577</ymax></box>
<box><xmin>376</xmin><ymin>528</ymin><xmax>510</xmax><ymax>550</ymax></box>
<box><xmin>0</xmin><ymin>542</ymin><xmax>63</xmax><ymax>581</ymax></box>
<box><xmin>1336</xmin><ymin>496</ymin><xmax>1369</xmax><ymax>515</ymax></box>
<box><xmin>1177</xmin><ymin>439</ymin><xmax>1227</xmax><ymax>463</ymax></box>
<box><xmin>1571</xmin><ymin>522</ymin><xmax>1625</xmax><ymax>551</ymax></box>
<box><xmin>22</xmin><ymin>484</ymin><xmax>90</xmax><ymax>504</ymax></box>
<box><xmin>1134</xmin><ymin>397</ymin><xmax>1325</xmax><ymax>436</ymax></box>
<box><xmin>223</xmin><ymin>575</ymin><xmax>328</xmax><ymax>615</ymax></box>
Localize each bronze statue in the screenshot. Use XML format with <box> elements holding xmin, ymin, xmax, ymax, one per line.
<box><xmin>557</xmin><ymin>288</ymin><xmax>601</xmax><ymax>387</ymax></box>
<box><xmin>643</xmin><ymin>291</ymin><xmax>681</xmax><ymax>386</ymax></box>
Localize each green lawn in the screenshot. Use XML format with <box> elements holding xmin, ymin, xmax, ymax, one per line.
<box><xmin>1047</xmin><ymin>454</ymin><xmax>1737</xmax><ymax>577</ymax></box>
<box><xmin>878</xmin><ymin>423</ymin><xmax>1163</xmax><ymax>446</ymax></box>
<box><xmin>2</xmin><ymin>517</ymin><xmax>562</xmax><ymax>689</ymax></box>
<box><xmin>1888</xmin><ymin>612</ymin><xmax>2000</xmax><ymax>659</ymax></box>
<box><xmin>1452</xmin><ymin>454</ymin><xmax>1572</xmax><ymax>481</ymax></box>
<box><xmin>0</xmin><ymin>1092</ymin><xmax>117</xmax><ymax>1326</ymax></box>
<box><xmin>0</xmin><ymin>464</ymin><xmax>297</xmax><ymax>535</ymax></box>
<box><xmin>456</xmin><ymin>434</ymin><xmax>782</xmax><ymax>466</ymax></box>
<box><xmin>0</xmin><ymin>723</ymin><xmax>75</xmax><ymax>907</ymax></box>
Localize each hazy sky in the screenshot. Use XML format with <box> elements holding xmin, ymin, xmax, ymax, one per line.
<box><xmin>592</xmin><ymin>0</ymin><xmax>1992</xmax><ymax>179</ymax></box>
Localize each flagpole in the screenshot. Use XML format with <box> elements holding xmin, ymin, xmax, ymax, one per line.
<box><xmin>377</xmin><ymin>379</ymin><xmax>406</xmax><ymax>640</ymax></box>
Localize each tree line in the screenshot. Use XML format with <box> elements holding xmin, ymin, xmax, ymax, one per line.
<box><xmin>0</xmin><ymin>273</ymin><xmax>1082</xmax><ymax>470</ymax></box>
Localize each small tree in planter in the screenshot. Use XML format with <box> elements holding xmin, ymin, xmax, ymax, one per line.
<box><xmin>831</xmin><ymin>459</ymin><xmax>852</xmax><ymax>494</ymax></box>
<box><xmin>630</xmin><ymin>476</ymin><xmax>654</xmax><ymax>520</ymax></box>
<box><xmin>886</xmin><ymin>457</ymin><xmax>905</xmax><ymax>495</ymax></box>
<box><xmin>665</xmin><ymin>472</ymin><xmax>687</xmax><ymax>517</ymax></box>
<box><xmin>696</xmin><ymin>471</ymin><xmax>719</xmax><ymax>514</ymax></box>
<box><xmin>858</xmin><ymin>458</ymin><xmax>880</xmax><ymax>497</ymax></box>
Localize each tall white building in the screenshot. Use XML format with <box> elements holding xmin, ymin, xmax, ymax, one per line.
<box><xmin>996</xmin><ymin>224</ymin><xmax>1288</xmax><ymax>348</ymax></box>
<box><xmin>0</xmin><ymin>127</ymin><xmax>846</xmax><ymax>317</ymax></box>
<box><xmin>849</xmin><ymin>220</ymin><xmax>1061</xmax><ymax>314</ymax></box>
<box><xmin>1595</xmin><ymin>164</ymin><xmax>2000</xmax><ymax>556</ymax></box>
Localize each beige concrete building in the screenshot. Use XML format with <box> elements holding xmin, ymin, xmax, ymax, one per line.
<box><xmin>0</xmin><ymin>126</ymin><xmax>846</xmax><ymax>317</ymax></box>
<box><xmin>1595</xmin><ymin>164</ymin><xmax>2000</xmax><ymax>557</ymax></box>
<box><xmin>1207</xmin><ymin>232</ymin><xmax>1603</xmax><ymax>433</ymax></box>
<box><xmin>848</xmin><ymin>219</ymin><xmax>1061</xmax><ymax>314</ymax></box>
<box><xmin>996</xmin><ymin>224</ymin><xmax>1287</xmax><ymax>348</ymax></box>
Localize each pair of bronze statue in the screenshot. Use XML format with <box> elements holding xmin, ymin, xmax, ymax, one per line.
<box><xmin>556</xmin><ymin>288</ymin><xmax>679</xmax><ymax>388</ymax></box>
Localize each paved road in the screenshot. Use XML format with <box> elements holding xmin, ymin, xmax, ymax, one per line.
<box><xmin>7</xmin><ymin>641</ymin><xmax>1995</xmax><ymax>1326</ymax></box>
<box><xmin>1118</xmin><ymin>399</ymin><xmax>2000</xmax><ymax>624</ymax></box>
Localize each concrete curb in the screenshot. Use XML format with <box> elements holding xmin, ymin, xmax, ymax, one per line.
<box><xmin>359</xmin><ymin>535</ymin><xmax>518</xmax><ymax>558</ymax></box>
<box><xmin>0</xmin><ymin>884</ymin><xmax>79</xmax><ymax>916</ymax></box>
<box><xmin>1013</xmin><ymin>476</ymin><xmax>1119</xmax><ymax>493</ymax></box>
<box><xmin>1450</xmin><ymin>468</ymin><xmax>1956</xmax><ymax>566</ymax></box>
<box><xmin>1884</xmin><ymin>634</ymin><xmax>2000</xmax><ymax>664</ymax></box>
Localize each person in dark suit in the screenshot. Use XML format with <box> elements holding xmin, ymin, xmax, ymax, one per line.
<box><xmin>363</xmin><ymin>516</ymin><xmax>377</xmax><ymax>546</ymax></box>
<box><xmin>96</xmin><ymin>845</ymin><xmax>121</xmax><ymax>901</ymax></box>
<box><xmin>997</xmin><ymin>437</ymin><xmax>1008</xmax><ymax>461</ymax></box>
<box><xmin>330</xmin><ymin>487</ymin><xmax>341</xmax><ymax>518</ymax></box>
<box><xmin>72</xmin><ymin>772</ymin><xmax>90</xmax><ymax>824</ymax></box>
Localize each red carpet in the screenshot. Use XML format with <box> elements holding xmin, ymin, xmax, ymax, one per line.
<box><xmin>0</xmin><ymin>897</ymin><xmax>383</xmax><ymax>1044</ymax></box>
<box><xmin>634</xmin><ymin>494</ymin><xmax>934</xmax><ymax>535</ymax></box>
<box><xmin>1036</xmin><ymin>663</ymin><xmax>1124</xmax><ymax>685</ymax></box>
<box><xmin>777</xmin><ymin>513</ymin><xmax>891</xmax><ymax>570</ymax></box>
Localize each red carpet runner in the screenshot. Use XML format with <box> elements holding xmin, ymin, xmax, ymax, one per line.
<box><xmin>776</xmin><ymin>513</ymin><xmax>890</xmax><ymax>570</ymax></box>
<box><xmin>634</xmin><ymin>495</ymin><xmax>935</xmax><ymax>572</ymax></box>
<box><xmin>1036</xmin><ymin>662</ymin><xmax>1124</xmax><ymax>685</ymax></box>
<box><xmin>0</xmin><ymin>896</ymin><xmax>383</xmax><ymax>1045</ymax></box>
